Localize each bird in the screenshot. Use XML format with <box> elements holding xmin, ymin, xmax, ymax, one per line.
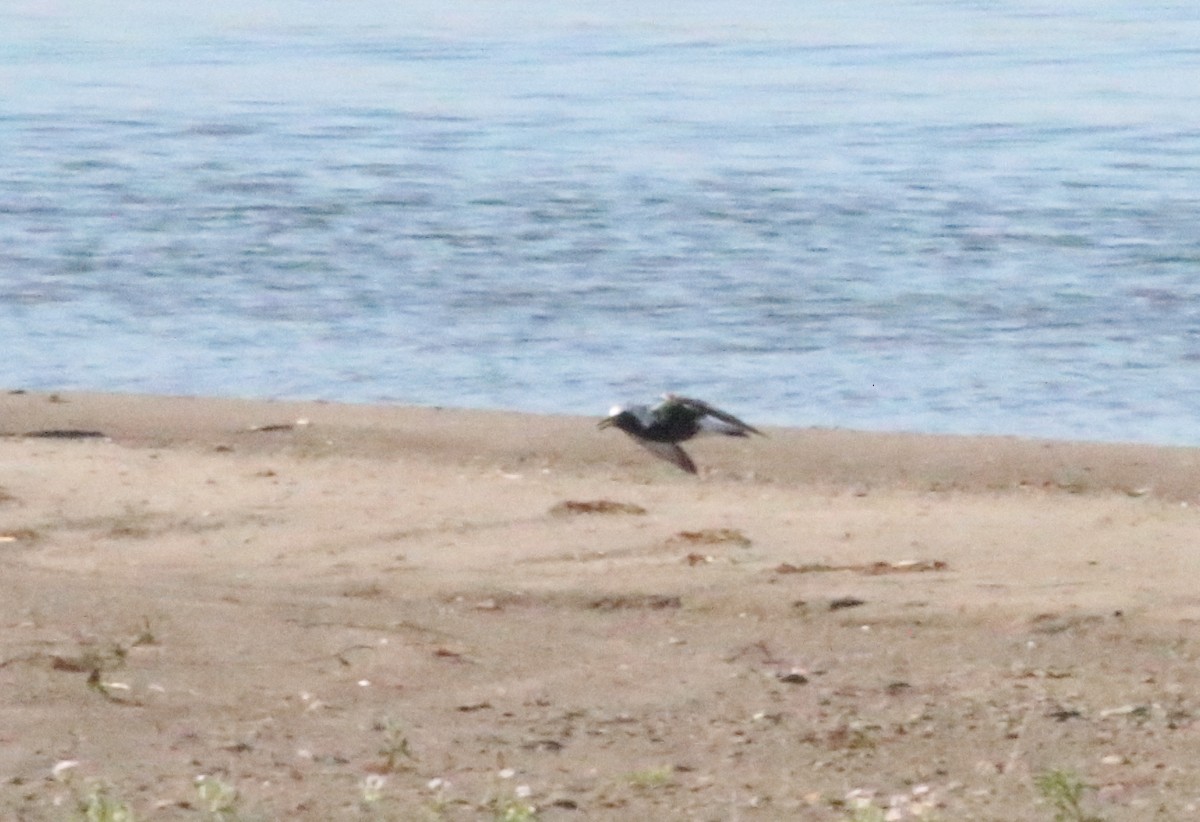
<box><xmin>598</xmin><ymin>394</ymin><xmax>764</xmax><ymax>474</ymax></box>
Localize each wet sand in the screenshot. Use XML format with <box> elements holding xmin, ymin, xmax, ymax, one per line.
<box><xmin>2</xmin><ymin>390</ymin><xmax>1199</xmax><ymax>820</ymax></box>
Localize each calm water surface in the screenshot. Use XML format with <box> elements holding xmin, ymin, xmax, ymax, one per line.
<box><xmin>4</xmin><ymin>1</ymin><xmax>1200</xmax><ymax>444</ymax></box>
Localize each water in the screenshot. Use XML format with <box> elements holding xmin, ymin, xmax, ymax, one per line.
<box><xmin>4</xmin><ymin>1</ymin><xmax>1200</xmax><ymax>444</ymax></box>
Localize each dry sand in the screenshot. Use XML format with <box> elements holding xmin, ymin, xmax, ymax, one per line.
<box><xmin>2</xmin><ymin>390</ymin><xmax>1200</xmax><ymax>820</ymax></box>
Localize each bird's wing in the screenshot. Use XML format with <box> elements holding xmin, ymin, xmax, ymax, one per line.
<box><xmin>665</xmin><ymin>395</ymin><xmax>764</xmax><ymax>437</ymax></box>
<box><xmin>635</xmin><ymin>438</ymin><xmax>698</xmax><ymax>474</ymax></box>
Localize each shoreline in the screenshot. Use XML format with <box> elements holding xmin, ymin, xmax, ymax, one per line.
<box><xmin>4</xmin><ymin>388</ymin><xmax>1200</xmax><ymax>499</ymax></box>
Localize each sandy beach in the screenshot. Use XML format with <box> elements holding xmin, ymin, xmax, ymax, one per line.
<box><xmin>3</xmin><ymin>390</ymin><xmax>1200</xmax><ymax>820</ymax></box>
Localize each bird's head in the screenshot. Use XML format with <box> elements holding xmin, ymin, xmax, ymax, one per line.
<box><xmin>598</xmin><ymin>405</ymin><xmax>638</xmax><ymax>433</ymax></box>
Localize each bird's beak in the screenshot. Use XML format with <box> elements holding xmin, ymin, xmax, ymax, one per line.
<box><xmin>598</xmin><ymin>416</ymin><xmax>614</xmax><ymax>430</ymax></box>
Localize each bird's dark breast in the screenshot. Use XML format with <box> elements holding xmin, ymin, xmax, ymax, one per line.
<box><xmin>641</xmin><ymin>417</ymin><xmax>700</xmax><ymax>443</ymax></box>
<box><xmin>610</xmin><ymin>414</ymin><xmax>644</xmax><ymax>436</ymax></box>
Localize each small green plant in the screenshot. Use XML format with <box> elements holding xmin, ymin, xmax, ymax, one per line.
<box><xmin>487</xmin><ymin>772</ymin><xmax>536</xmax><ymax>822</ymax></box>
<box><xmin>845</xmin><ymin>806</ymin><xmax>886</xmax><ymax>822</ymax></box>
<box><xmin>377</xmin><ymin>717</ymin><xmax>416</xmax><ymax>771</ymax></box>
<box><xmin>492</xmin><ymin>795</ymin><xmax>538</xmax><ymax>822</ymax></box>
<box><xmin>195</xmin><ymin>775</ymin><xmax>240</xmax><ymax>821</ymax></box>
<box><xmin>76</xmin><ymin>782</ymin><xmax>135</xmax><ymax>822</ymax></box>
<box><xmin>626</xmin><ymin>766</ymin><xmax>673</xmax><ymax>789</ymax></box>
<box><xmin>131</xmin><ymin>616</ymin><xmax>158</xmax><ymax>647</ymax></box>
<box><xmin>360</xmin><ymin>774</ymin><xmax>388</xmax><ymax>805</ymax></box>
<box><xmin>1034</xmin><ymin>769</ymin><xmax>1104</xmax><ymax>822</ymax></box>
<box><xmin>415</xmin><ymin>777</ymin><xmax>455</xmax><ymax>821</ymax></box>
